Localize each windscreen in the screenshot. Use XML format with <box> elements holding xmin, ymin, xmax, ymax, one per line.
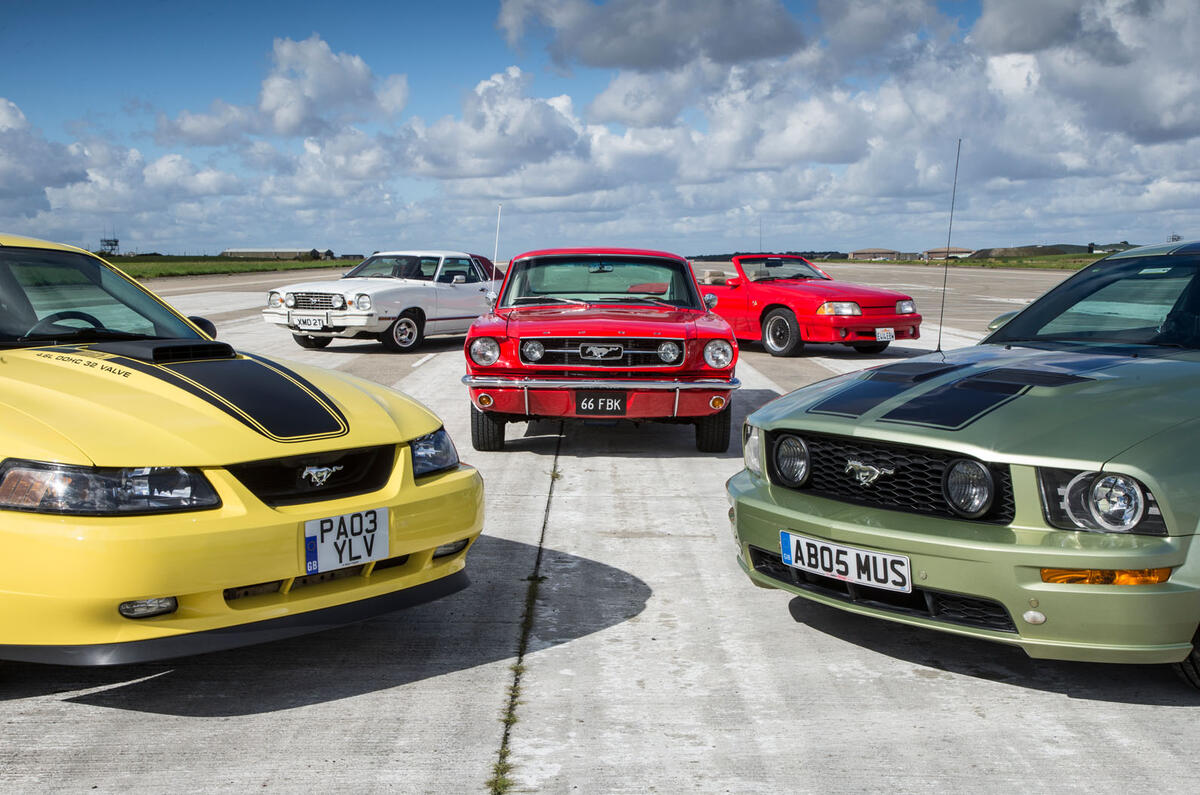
<box><xmin>987</xmin><ymin>254</ymin><xmax>1200</xmax><ymax>349</ymax></box>
<box><xmin>500</xmin><ymin>256</ymin><xmax>701</xmax><ymax>309</ymax></box>
<box><xmin>0</xmin><ymin>248</ymin><xmax>200</xmax><ymax>346</ymax></box>
<box><xmin>738</xmin><ymin>257</ymin><xmax>827</xmax><ymax>282</ymax></box>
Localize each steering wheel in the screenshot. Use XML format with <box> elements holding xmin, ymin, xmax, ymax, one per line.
<box><xmin>26</xmin><ymin>310</ymin><xmax>105</xmax><ymax>335</ymax></box>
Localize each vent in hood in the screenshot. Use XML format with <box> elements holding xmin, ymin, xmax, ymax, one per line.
<box><xmin>91</xmin><ymin>339</ymin><xmax>236</xmax><ymax>363</ymax></box>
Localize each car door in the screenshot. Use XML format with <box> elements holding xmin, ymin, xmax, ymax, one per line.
<box><xmin>429</xmin><ymin>257</ymin><xmax>491</xmax><ymax>333</ymax></box>
<box><xmin>697</xmin><ymin>262</ymin><xmax>753</xmax><ymax>337</ymax></box>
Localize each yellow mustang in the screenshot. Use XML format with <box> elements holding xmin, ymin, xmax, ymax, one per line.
<box><xmin>0</xmin><ymin>234</ymin><xmax>483</xmax><ymax>665</ymax></box>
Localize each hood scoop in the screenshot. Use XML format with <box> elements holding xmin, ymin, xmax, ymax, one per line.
<box><xmin>90</xmin><ymin>339</ymin><xmax>236</xmax><ymax>363</ymax></box>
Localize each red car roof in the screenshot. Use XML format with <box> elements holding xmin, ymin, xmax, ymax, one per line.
<box><xmin>510</xmin><ymin>247</ymin><xmax>687</xmax><ymax>262</ymax></box>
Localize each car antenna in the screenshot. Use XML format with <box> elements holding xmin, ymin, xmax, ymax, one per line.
<box><xmin>935</xmin><ymin>138</ymin><xmax>962</xmax><ymax>354</ymax></box>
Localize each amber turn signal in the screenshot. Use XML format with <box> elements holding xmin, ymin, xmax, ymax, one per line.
<box><xmin>710</xmin><ymin>396</ymin><xmax>727</xmax><ymax>410</ymax></box>
<box><xmin>1041</xmin><ymin>567</ymin><xmax>1172</xmax><ymax>585</ymax></box>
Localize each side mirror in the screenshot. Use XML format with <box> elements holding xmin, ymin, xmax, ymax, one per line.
<box><xmin>188</xmin><ymin>316</ymin><xmax>218</xmax><ymax>339</ymax></box>
<box><xmin>485</xmin><ymin>291</ymin><xmax>499</xmax><ymax>306</ymax></box>
<box><xmin>452</xmin><ymin>274</ymin><xmax>467</xmax><ymax>284</ymax></box>
<box><xmin>987</xmin><ymin>310</ymin><xmax>1019</xmax><ymax>332</ymax></box>
<box><xmin>725</xmin><ymin>277</ymin><xmax>743</xmax><ymax>288</ymax></box>
<box><xmin>704</xmin><ymin>293</ymin><xmax>719</xmax><ymax>310</ymax></box>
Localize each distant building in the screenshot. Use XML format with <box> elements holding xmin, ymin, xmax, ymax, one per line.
<box><xmin>923</xmin><ymin>246</ymin><xmax>975</xmax><ymax>260</ymax></box>
<box><xmin>220</xmin><ymin>247</ymin><xmax>335</xmax><ymax>260</ymax></box>
<box><xmin>339</xmin><ymin>254</ymin><xmax>365</xmax><ymax>260</ymax></box>
<box><xmin>850</xmin><ymin>248</ymin><xmax>900</xmax><ymax>260</ymax></box>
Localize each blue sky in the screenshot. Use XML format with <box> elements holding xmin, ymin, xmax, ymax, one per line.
<box><xmin>2</xmin><ymin>0</ymin><xmax>1197</xmax><ymax>258</ymax></box>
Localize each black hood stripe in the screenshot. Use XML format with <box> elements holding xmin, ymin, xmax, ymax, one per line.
<box><xmin>105</xmin><ymin>352</ymin><xmax>348</xmax><ymax>442</ymax></box>
<box><xmin>809</xmin><ymin>357</ymin><xmax>1096</xmax><ymax>431</ymax></box>
<box><xmin>807</xmin><ymin>361</ymin><xmax>967</xmax><ymax>418</ymax></box>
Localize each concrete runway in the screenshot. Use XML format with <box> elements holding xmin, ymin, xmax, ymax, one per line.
<box><xmin>4</xmin><ymin>263</ymin><xmax>1199</xmax><ymax>793</ymax></box>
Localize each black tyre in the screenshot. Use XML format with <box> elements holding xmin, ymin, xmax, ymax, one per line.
<box><xmin>761</xmin><ymin>309</ymin><xmax>803</xmax><ymax>356</ymax></box>
<box><xmin>292</xmin><ymin>334</ymin><xmax>331</xmax><ymax>349</ymax></box>
<box><xmin>381</xmin><ymin>311</ymin><xmax>424</xmax><ymax>352</ymax></box>
<box><xmin>695</xmin><ymin>406</ymin><xmax>731</xmax><ymax>453</ymax></box>
<box><xmin>1173</xmin><ymin>631</ymin><xmax>1200</xmax><ymax>689</ymax></box>
<box><xmin>471</xmin><ymin>404</ymin><xmax>506</xmax><ymax>451</ymax></box>
<box><xmin>853</xmin><ymin>341</ymin><xmax>890</xmax><ymax>354</ymax></box>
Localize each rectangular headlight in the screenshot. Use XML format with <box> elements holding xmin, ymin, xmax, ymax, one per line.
<box><xmin>0</xmin><ymin>459</ymin><xmax>220</xmax><ymax>515</ymax></box>
<box><xmin>411</xmin><ymin>428</ymin><xmax>460</xmax><ymax>477</ymax></box>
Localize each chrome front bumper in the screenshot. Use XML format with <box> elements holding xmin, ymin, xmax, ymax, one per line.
<box><xmin>461</xmin><ymin>375</ymin><xmax>741</xmax><ymax>391</ymax></box>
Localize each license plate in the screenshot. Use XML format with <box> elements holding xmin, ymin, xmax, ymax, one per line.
<box><xmin>875</xmin><ymin>327</ymin><xmax>895</xmax><ymax>341</ymax></box>
<box><xmin>294</xmin><ymin>315</ymin><xmax>325</xmax><ymax>331</ymax></box>
<box><xmin>304</xmin><ymin>508</ymin><xmax>389</xmax><ymax>574</ymax></box>
<box><xmin>779</xmin><ymin>530</ymin><xmax>911</xmax><ymax>593</ymax></box>
<box><xmin>575</xmin><ymin>391</ymin><xmax>626</xmax><ymax>415</ymax></box>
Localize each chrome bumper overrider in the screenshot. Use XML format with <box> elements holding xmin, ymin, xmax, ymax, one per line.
<box><xmin>461</xmin><ymin>376</ymin><xmax>741</xmax><ymax>390</ymax></box>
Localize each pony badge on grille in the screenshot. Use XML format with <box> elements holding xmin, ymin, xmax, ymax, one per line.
<box><xmin>302</xmin><ymin>464</ymin><xmax>344</xmax><ymax>487</ymax></box>
<box><xmin>579</xmin><ymin>343</ymin><xmax>623</xmax><ymax>360</ymax></box>
<box><xmin>844</xmin><ymin>459</ymin><xmax>894</xmax><ymax>486</ymax></box>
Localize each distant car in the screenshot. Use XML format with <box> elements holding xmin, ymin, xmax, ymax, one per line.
<box><xmin>728</xmin><ymin>239</ymin><xmax>1200</xmax><ymax>685</ymax></box>
<box><xmin>0</xmin><ymin>234</ymin><xmax>483</xmax><ymax>664</ymax></box>
<box><xmin>695</xmin><ymin>254</ymin><xmax>921</xmax><ymax>355</ymax></box>
<box><xmin>263</xmin><ymin>250</ymin><xmax>501</xmax><ymax>351</ymax></box>
<box><xmin>462</xmin><ymin>248</ymin><xmax>740</xmax><ymax>452</ymax></box>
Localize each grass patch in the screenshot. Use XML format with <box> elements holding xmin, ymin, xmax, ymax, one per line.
<box><xmin>825</xmin><ymin>253</ymin><xmax>1102</xmax><ymax>271</ymax></box>
<box><xmin>101</xmin><ymin>255</ymin><xmax>350</xmax><ymax>279</ymax></box>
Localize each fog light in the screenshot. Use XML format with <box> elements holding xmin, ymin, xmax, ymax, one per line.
<box><xmin>1022</xmin><ymin>610</ymin><xmax>1046</xmax><ymax>625</ymax></box>
<box><xmin>119</xmin><ymin>596</ymin><xmax>178</xmax><ymax>619</ymax></box>
<box><xmin>710</xmin><ymin>396</ymin><xmax>726</xmax><ymax>410</ymax></box>
<box><xmin>1040</xmin><ymin>567</ymin><xmax>1172</xmax><ymax>585</ymax></box>
<box><xmin>477</xmin><ymin>393</ymin><xmax>494</xmax><ymax>408</ymax></box>
<box><xmin>433</xmin><ymin>538</ymin><xmax>470</xmax><ymax>558</ymax></box>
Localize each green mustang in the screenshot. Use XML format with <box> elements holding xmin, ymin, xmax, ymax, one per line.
<box><xmin>728</xmin><ymin>240</ymin><xmax>1200</xmax><ymax>685</ymax></box>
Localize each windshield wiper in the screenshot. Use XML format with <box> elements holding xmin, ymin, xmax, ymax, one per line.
<box><xmin>593</xmin><ymin>296</ymin><xmax>679</xmax><ymax>309</ymax></box>
<box><xmin>19</xmin><ymin>328</ymin><xmax>161</xmax><ymax>344</ymax></box>
<box><xmin>510</xmin><ymin>297</ymin><xmax>588</xmax><ymax>306</ymax></box>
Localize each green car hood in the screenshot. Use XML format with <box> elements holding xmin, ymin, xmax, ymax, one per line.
<box><xmin>750</xmin><ymin>343</ymin><xmax>1200</xmax><ymax>469</ymax></box>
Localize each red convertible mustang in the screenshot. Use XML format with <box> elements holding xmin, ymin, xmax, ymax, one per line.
<box><xmin>695</xmin><ymin>254</ymin><xmax>921</xmax><ymax>355</ymax></box>
<box><xmin>462</xmin><ymin>248</ymin><xmax>740</xmax><ymax>452</ymax></box>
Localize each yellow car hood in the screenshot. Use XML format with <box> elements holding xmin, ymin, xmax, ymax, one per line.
<box><xmin>0</xmin><ymin>342</ymin><xmax>439</xmax><ymax>467</ymax></box>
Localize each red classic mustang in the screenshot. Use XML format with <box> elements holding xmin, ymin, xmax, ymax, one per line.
<box><xmin>695</xmin><ymin>254</ymin><xmax>922</xmax><ymax>356</ymax></box>
<box><xmin>462</xmin><ymin>248</ymin><xmax>740</xmax><ymax>452</ymax></box>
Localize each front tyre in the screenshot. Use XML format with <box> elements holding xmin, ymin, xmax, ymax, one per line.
<box><xmin>695</xmin><ymin>406</ymin><xmax>731</xmax><ymax>453</ymax></box>
<box><xmin>852</xmin><ymin>341</ymin><xmax>890</xmax><ymax>354</ymax></box>
<box><xmin>381</xmin><ymin>310</ymin><xmax>424</xmax><ymax>352</ymax></box>
<box><xmin>471</xmin><ymin>404</ymin><xmax>506</xmax><ymax>451</ymax></box>
<box><xmin>762</xmin><ymin>309</ymin><xmax>803</xmax><ymax>356</ymax></box>
<box><xmin>1173</xmin><ymin>631</ymin><xmax>1200</xmax><ymax>689</ymax></box>
<box><xmin>292</xmin><ymin>334</ymin><xmax>331</xmax><ymax>349</ymax></box>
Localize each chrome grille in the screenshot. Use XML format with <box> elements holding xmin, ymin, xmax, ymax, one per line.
<box><xmin>767</xmin><ymin>431</ymin><xmax>1015</xmax><ymax>523</ymax></box>
<box><xmin>519</xmin><ymin>337</ymin><xmax>684</xmax><ymax>368</ymax></box>
<box><xmin>292</xmin><ymin>292</ymin><xmax>338</xmax><ymax>310</ymax></box>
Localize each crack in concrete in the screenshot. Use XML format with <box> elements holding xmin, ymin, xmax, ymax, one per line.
<box><xmin>487</xmin><ymin>425</ymin><xmax>563</xmax><ymax>794</ymax></box>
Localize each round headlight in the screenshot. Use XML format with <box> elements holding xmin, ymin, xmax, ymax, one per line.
<box><xmin>330</xmin><ymin>294</ymin><xmax>345</xmax><ymax>309</ymax></box>
<box><xmin>772</xmin><ymin>434</ymin><xmax>810</xmax><ymax>487</ymax></box>
<box><xmin>469</xmin><ymin>337</ymin><xmax>501</xmax><ymax>366</ymax></box>
<box><xmin>267</xmin><ymin>291</ymin><xmax>283</xmax><ymax>308</ymax></box>
<box><xmin>521</xmin><ymin>340</ymin><xmax>545</xmax><ymax>361</ymax></box>
<box><xmin>657</xmin><ymin>341</ymin><xmax>681</xmax><ymax>362</ymax></box>
<box><xmin>703</xmin><ymin>339</ymin><xmax>734</xmax><ymax>368</ymax></box>
<box><xmin>943</xmin><ymin>459</ymin><xmax>994</xmax><ymax>518</ymax></box>
<box><xmin>284</xmin><ymin>293</ymin><xmax>296</xmax><ymax>308</ymax></box>
<box><xmin>1089</xmin><ymin>474</ymin><xmax>1144</xmax><ymax>531</ymax></box>
<box><xmin>356</xmin><ymin>293</ymin><xmax>372</xmax><ymax>311</ymax></box>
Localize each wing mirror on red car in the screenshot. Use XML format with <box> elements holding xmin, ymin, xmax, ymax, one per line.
<box><xmin>704</xmin><ymin>293</ymin><xmax>719</xmax><ymax>310</ymax></box>
<box><xmin>725</xmin><ymin>277</ymin><xmax>743</xmax><ymax>288</ymax></box>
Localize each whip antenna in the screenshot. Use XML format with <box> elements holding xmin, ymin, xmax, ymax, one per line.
<box><xmin>936</xmin><ymin>138</ymin><xmax>962</xmax><ymax>353</ymax></box>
